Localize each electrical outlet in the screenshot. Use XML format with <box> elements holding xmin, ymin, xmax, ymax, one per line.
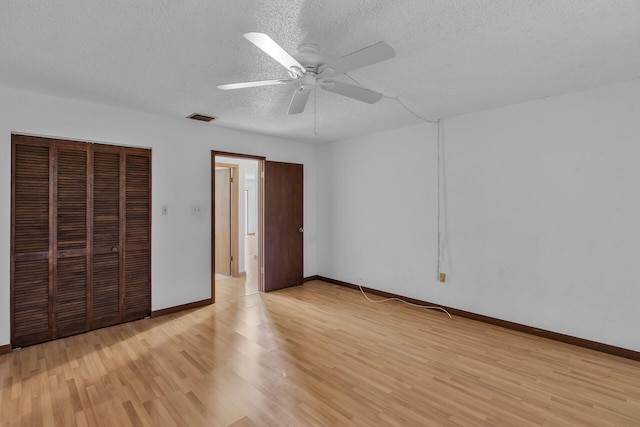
<box><xmin>439</xmin><ymin>273</ymin><xmax>446</xmax><ymax>283</ymax></box>
<box><xmin>191</xmin><ymin>205</ymin><xmax>201</xmax><ymax>215</ymax></box>
<box><xmin>161</xmin><ymin>205</ymin><xmax>168</xmax><ymax>215</ymax></box>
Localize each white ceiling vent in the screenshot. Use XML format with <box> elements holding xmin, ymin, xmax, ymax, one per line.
<box><xmin>187</xmin><ymin>113</ymin><xmax>217</xmax><ymax>122</ymax></box>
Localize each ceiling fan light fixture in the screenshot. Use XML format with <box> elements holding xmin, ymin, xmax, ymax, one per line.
<box><xmin>300</xmin><ymin>73</ymin><xmax>317</xmax><ymax>90</ymax></box>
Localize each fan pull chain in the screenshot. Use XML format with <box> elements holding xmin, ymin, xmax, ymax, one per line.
<box><xmin>313</xmin><ymin>86</ymin><xmax>318</xmax><ymax>136</ymax></box>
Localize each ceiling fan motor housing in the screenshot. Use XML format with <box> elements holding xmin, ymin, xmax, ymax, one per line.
<box><xmin>294</xmin><ymin>44</ymin><xmax>336</xmax><ymax>89</ymax></box>
<box><xmin>299</xmin><ymin>73</ymin><xmax>317</xmax><ymax>90</ymax></box>
<box><xmin>294</xmin><ymin>43</ymin><xmax>323</xmax><ymax>72</ymax></box>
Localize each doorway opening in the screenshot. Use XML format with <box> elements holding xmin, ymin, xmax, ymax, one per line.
<box><xmin>214</xmin><ymin>162</ymin><xmax>239</xmax><ymax>279</ymax></box>
<box><xmin>212</xmin><ymin>153</ymin><xmax>264</xmax><ymax>301</ymax></box>
<box><xmin>212</xmin><ymin>152</ymin><xmax>305</xmax><ymax>302</ymax></box>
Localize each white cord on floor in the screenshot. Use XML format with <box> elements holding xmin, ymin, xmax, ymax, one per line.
<box><xmin>357</xmin><ymin>284</ymin><xmax>452</xmax><ymax>319</ymax></box>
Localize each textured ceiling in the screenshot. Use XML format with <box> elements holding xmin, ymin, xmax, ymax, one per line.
<box><xmin>1</xmin><ymin>1</ymin><xmax>639</xmax><ymax>143</ymax></box>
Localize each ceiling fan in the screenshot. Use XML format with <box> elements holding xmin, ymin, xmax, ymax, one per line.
<box><xmin>217</xmin><ymin>32</ymin><xmax>396</xmax><ymax>114</ymax></box>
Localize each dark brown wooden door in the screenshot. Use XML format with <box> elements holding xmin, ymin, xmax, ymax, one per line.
<box><xmin>264</xmin><ymin>161</ymin><xmax>303</xmax><ymax>292</ymax></box>
<box><xmin>11</xmin><ymin>135</ymin><xmax>151</xmax><ymax>348</ymax></box>
<box><xmin>92</xmin><ymin>146</ymin><xmax>122</xmax><ymax>328</ymax></box>
<box><xmin>123</xmin><ymin>152</ymin><xmax>151</xmax><ymax>322</ymax></box>
<box><xmin>11</xmin><ymin>137</ymin><xmax>52</xmax><ymax>348</ymax></box>
<box><xmin>54</xmin><ymin>142</ymin><xmax>90</xmax><ymax>338</ymax></box>
<box><xmin>91</xmin><ymin>147</ymin><xmax>151</xmax><ymax>326</ymax></box>
<box><xmin>214</xmin><ymin>168</ymin><xmax>232</xmax><ymax>276</ymax></box>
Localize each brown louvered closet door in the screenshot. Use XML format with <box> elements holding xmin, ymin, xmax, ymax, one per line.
<box><xmin>123</xmin><ymin>152</ymin><xmax>151</xmax><ymax>321</ymax></box>
<box><xmin>91</xmin><ymin>147</ymin><xmax>123</xmax><ymax>328</ymax></box>
<box><xmin>11</xmin><ymin>135</ymin><xmax>151</xmax><ymax>348</ymax></box>
<box><xmin>54</xmin><ymin>142</ymin><xmax>90</xmax><ymax>338</ymax></box>
<box><xmin>11</xmin><ymin>137</ymin><xmax>52</xmax><ymax>348</ymax></box>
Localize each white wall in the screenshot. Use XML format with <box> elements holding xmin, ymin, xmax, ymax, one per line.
<box><xmin>318</xmin><ymin>79</ymin><xmax>640</xmax><ymax>351</ymax></box>
<box><xmin>317</xmin><ymin>122</ymin><xmax>440</xmax><ymax>295</ymax></box>
<box><xmin>0</xmin><ymin>86</ymin><xmax>318</xmax><ymax>347</ymax></box>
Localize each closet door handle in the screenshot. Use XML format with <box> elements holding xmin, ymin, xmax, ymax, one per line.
<box><xmin>111</xmin><ymin>246</ymin><xmax>119</xmax><ymax>253</ymax></box>
<box><xmin>299</xmin><ymin>227</ymin><xmax>304</xmax><ymax>233</ymax></box>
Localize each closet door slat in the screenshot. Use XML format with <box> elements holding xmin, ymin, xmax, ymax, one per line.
<box><xmin>14</xmin><ymin>143</ymin><xmax>50</xmax><ymax>254</ymax></box>
<box><xmin>55</xmin><ymin>257</ymin><xmax>88</xmax><ymax>336</ymax></box>
<box><xmin>56</xmin><ymin>147</ymin><xmax>88</xmax><ymax>250</ymax></box>
<box><xmin>124</xmin><ymin>250</ymin><xmax>151</xmax><ymax>318</ymax></box>
<box><xmin>12</xmin><ymin>260</ymin><xmax>51</xmax><ymax>347</ymax></box>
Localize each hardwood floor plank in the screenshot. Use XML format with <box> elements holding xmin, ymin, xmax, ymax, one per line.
<box><xmin>1</xmin><ymin>279</ymin><xmax>639</xmax><ymax>426</ymax></box>
<box><xmin>227</xmin><ymin>416</ymin><xmax>258</xmax><ymax>427</ymax></box>
<box><xmin>122</xmin><ymin>400</ymin><xmax>144</xmax><ymax>427</ymax></box>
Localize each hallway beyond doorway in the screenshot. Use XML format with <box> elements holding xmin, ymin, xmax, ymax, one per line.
<box><xmin>215</xmin><ymin>233</ymin><xmax>259</xmax><ymax>296</ymax></box>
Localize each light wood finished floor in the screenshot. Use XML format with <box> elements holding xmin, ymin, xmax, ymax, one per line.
<box><xmin>1</xmin><ymin>280</ymin><xmax>639</xmax><ymax>426</ymax></box>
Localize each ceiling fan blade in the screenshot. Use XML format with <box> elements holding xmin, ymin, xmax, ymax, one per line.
<box><xmin>321</xmin><ymin>81</ymin><xmax>383</xmax><ymax>104</ymax></box>
<box><xmin>244</xmin><ymin>32</ymin><xmax>306</xmax><ymax>74</ymax></box>
<box><xmin>217</xmin><ymin>79</ymin><xmax>295</xmax><ymax>90</ymax></box>
<box><xmin>288</xmin><ymin>88</ymin><xmax>311</xmax><ymax>114</ymax></box>
<box><xmin>319</xmin><ymin>41</ymin><xmax>395</xmax><ymax>77</ymax></box>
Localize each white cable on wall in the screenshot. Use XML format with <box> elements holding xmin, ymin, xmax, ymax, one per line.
<box><xmin>437</xmin><ymin>120</ymin><xmax>442</xmax><ymax>280</ymax></box>
<box><xmin>344</xmin><ymin>73</ymin><xmax>451</xmax><ymax>317</ymax></box>
<box><xmin>344</xmin><ymin>73</ymin><xmax>439</xmax><ymax>124</ymax></box>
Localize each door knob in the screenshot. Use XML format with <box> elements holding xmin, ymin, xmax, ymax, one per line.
<box><xmin>298</xmin><ymin>227</ymin><xmax>304</xmax><ymax>233</ymax></box>
<box><xmin>111</xmin><ymin>246</ymin><xmax>119</xmax><ymax>253</ymax></box>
